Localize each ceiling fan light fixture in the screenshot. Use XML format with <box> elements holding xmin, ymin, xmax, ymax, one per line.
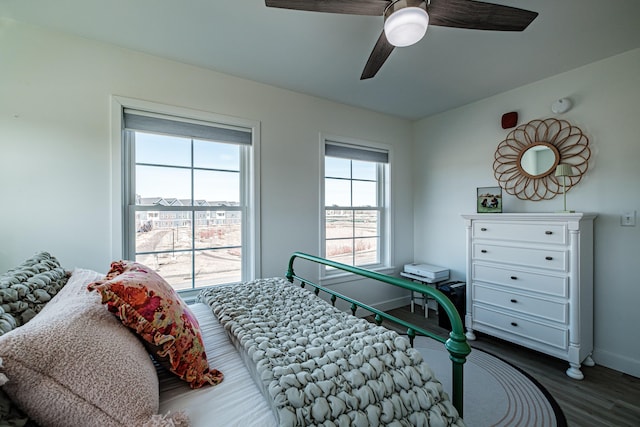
<box><xmin>384</xmin><ymin>1</ymin><xmax>429</xmax><ymax>47</ymax></box>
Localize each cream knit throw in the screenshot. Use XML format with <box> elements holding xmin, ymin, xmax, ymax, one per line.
<box><xmin>199</xmin><ymin>278</ymin><xmax>464</xmax><ymax>427</ymax></box>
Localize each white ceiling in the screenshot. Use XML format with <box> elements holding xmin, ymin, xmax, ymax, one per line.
<box><xmin>3</xmin><ymin>0</ymin><xmax>640</xmax><ymax>120</ymax></box>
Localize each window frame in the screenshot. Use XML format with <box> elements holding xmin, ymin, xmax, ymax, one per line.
<box><xmin>110</xmin><ymin>96</ymin><xmax>261</xmax><ymax>297</ymax></box>
<box><xmin>320</xmin><ymin>134</ymin><xmax>392</xmax><ymax>280</ymax></box>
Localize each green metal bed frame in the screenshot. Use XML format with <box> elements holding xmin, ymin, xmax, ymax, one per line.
<box><xmin>286</xmin><ymin>252</ymin><xmax>471</xmax><ymax>417</ymax></box>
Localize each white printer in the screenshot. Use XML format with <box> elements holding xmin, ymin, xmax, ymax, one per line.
<box><xmin>402</xmin><ymin>263</ymin><xmax>449</xmax><ymax>283</ymax></box>
<box><xmin>401</xmin><ymin>263</ymin><xmax>450</xmax><ymax>317</ymax></box>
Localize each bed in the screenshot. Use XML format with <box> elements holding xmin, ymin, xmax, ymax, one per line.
<box><xmin>159</xmin><ymin>252</ymin><xmax>470</xmax><ymax>426</ymax></box>
<box><xmin>0</xmin><ymin>252</ymin><xmax>470</xmax><ymax>427</ymax></box>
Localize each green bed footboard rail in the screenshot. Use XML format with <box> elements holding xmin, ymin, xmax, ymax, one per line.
<box><xmin>286</xmin><ymin>252</ymin><xmax>471</xmax><ymax>417</ymax></box>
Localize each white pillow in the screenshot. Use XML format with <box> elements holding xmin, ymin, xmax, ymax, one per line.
<box><xmin>0</xmin><ymin>268</ymin><xmax>185</xmax><ymax>427</ymax></box>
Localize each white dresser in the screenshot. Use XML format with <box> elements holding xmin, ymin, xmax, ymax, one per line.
<box><xmin>461</xmin><ymin>213</ymin><xmax>596</xmax><ymax>379</ymax></box>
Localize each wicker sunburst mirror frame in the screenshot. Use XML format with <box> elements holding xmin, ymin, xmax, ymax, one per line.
<box><xmin>493</xmin><ymin>118</ymin><xmax>591</xmax><ymax>201</ymax></box>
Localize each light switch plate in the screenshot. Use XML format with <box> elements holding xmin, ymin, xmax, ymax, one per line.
<box><xmin>621</xmin><ymin>211</ymin><xmax>636</xmax><ymax>226</ymax></box>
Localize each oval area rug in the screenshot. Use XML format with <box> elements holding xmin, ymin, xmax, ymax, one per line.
<box><xmin>413</xmin><ymin>336</ymin><xmax>567</xmax><ymax>427</ymax></box>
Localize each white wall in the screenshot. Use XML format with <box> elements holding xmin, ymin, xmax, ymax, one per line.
<box><xmin>3</xmin><ymin>18</ymin><xmax>638</xmax><ymax>377</ymax></box>
<box><xmin>413</xmin><ymin>49</ymin><xmax>640</xmax><ymax>377</ymax></box>
<box><xmin>0</xmin><ymin>19</ymin><xmax>415</xmax><ymax>308</ymax></box>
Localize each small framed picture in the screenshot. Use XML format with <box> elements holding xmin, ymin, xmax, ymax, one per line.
<box><xmin>477</xmin><ymin>187</ymin><xmax>502</xmax><ymax>213</ymax></box>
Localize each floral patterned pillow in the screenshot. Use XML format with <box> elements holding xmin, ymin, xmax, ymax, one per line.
<box><xmin>88</xmin><ymin>261</ymin><xmax>223</xmax><ymax>389</ymax></box>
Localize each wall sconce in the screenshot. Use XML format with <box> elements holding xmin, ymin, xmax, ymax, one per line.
<box><xmin>555</xmin><ymin>163</ymin><xmax>575</xmax><ymax>212</ymax></box>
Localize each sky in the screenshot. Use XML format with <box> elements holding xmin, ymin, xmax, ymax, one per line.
<box><xmin>325</xmin><ymin>156</ymin><xmax>377</xmax><ymax>207</ymax></box>
<box><xmin>135</xmin><ymin>132</ymin><xmax>240</xmax><ymax>202</ymax></box>
<box><xmin>134</xmin><ymin>131</ymin><xmax>379</xmax><ymax>206</ymax></box>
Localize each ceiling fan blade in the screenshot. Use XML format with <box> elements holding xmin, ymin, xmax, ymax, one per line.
<box><xmin>428</xmin><ymin>0</ymin><xmax>538</xmax><ymax>31</ymax></box>
<box><xmin>265</xmin><ymin>0</ymin><xmax>390</xmax><ymax>16</ymax></box>
<box><xmin>361</xmin><ymin>31</ymin><xmax>395</xmax><ymax>80</ymax></box>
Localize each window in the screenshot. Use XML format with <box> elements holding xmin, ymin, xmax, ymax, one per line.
<box><xmin>122</xmin><ymin>108</ymin><xmax>258</xmax><ymax>291</ymax></box>
<box><xmin>322</xmin><ymin>138</ymin><xmax>390</xmax><ymax>272</ymax></box>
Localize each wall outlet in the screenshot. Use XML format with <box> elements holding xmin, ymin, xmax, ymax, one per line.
<box><xmin>621</xmin><ymin>211</ymin><xmax>636</xmax><ymax>227</ymax></box>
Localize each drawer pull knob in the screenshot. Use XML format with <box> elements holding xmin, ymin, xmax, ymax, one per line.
<box><xmin>481</xmin><ymin>249</ymin><xmax>487</xmax><ymax>253</ymax></box>
<box><xmin>545</xmin><ymin>231</ymin><xmax>553</xmax><ymax>235</ymax></box>
<box><xmin>510</xmin><ymin>322</ymin><xmax>518</xmax><ymax>327</ymax></box>
<box><xmin>545</xmin><ymin>256</ymin><xmax>553</xmax><ymax>260</ymax></box>
<box><xmin>510</xmin><ymin>299</ymin><xmax>518</xmax><ymax>303</ymax></box>
<box><xmin>480</xmin><ymin>227</ymin><xmax>487</xmax><ymax>231</ymax></box>
<box><xmin>510</xmin><ymin>276</ymin><xmax>518</xmax><ymax>280</ymax></box>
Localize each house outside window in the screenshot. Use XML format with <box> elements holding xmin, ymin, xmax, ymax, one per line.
<box><xmin>322</xmin><ymin>137</ymin><xmax>391</xmax><ymax>274</ymax></box>
<box><xmin>122</xmin><ymin>108</ymin><xmax>259</xmax><ymax>292</ymax></box>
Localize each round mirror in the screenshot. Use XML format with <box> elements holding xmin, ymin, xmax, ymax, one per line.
<box><xmin>517</xmin><ymin>142</ymin><xmax>559</xmax><ymax>178</ymax></box>
<box><xmin>493</xmin><ymin>118</ymin><xmax>591</xmax><ymax>201</ymax></box>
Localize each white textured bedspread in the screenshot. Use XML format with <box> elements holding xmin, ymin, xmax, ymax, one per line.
<box><xmin>198</xmin><ymin>278</ymin><xmax>464</xmax><ymax>427</ymax></box>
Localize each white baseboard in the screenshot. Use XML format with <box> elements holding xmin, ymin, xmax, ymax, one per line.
<box><xmin>593</xmin><ymin>347</ymin><xmax>640</xmax><ymax>378</ymax></box>
<box><xmin>355</xmin><ymin>295</ymin><xmax>411</xmax><ymax>318</ymax></box>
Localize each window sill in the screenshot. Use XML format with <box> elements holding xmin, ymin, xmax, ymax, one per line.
<box><xmin>178</xmin><ymin>289</ymin><xmax>201</xmax><ymax>304</ymax></box>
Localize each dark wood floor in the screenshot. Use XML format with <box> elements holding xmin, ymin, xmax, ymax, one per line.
<box><xmin>377</xmin><ymin>306</ymin><xmax>640</xmax><ymax>427</ymax></box>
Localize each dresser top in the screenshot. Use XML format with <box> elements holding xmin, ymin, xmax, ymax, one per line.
<box><xmin>461</xmin><ymin>213</ymin><xmax>598</xmax><ymax>221</ymax></box>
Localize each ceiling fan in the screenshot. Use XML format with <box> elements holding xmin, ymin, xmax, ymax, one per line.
<box><xmin>265</xmin><ymin>0</ymin><xmax>538</xmax><ymax>79</ymax></box>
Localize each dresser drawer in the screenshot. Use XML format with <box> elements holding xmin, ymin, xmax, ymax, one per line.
<box><xmin>473</xmin><ymin>284</ymin><xmax>567</xmax><ymax>323</ymax></box>
<box><xmin>473</xmin><ymin>305</ymin><xmax>568</xmax><ymax>350</ymax></box>
<box><xmin>473</xmin><ymin>243</ymin><xmax>567</xmax><ymax>271</ymax></box>
<box><xmin>472</xmin><ymin>221</ymin><xmax>567</xmax><ymax>245</ymax></box>
<box><xmin>473</xmin><ymin>264</ymin><xmax>568</xmax><ymax>298</ymax></box>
